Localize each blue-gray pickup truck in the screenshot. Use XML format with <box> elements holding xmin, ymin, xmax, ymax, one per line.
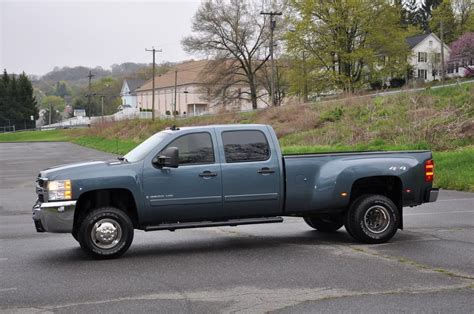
<box><xmin>33</xmin><ymin>124</ymin><xmax>438</xmax><ymax>259</ymax></box>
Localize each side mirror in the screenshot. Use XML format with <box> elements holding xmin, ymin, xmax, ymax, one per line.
<box><xmin>153</xmin><ymin>147</ymin><xmax>179</xmax><ymax>168</ymax></box>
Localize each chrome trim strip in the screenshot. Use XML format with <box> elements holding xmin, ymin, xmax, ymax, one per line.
<box><xmin>39</xmin><ymin>200</ymin><xmax>77</xmax><ymax>208</ymax></box>
<box><xmin>224</xmin><ymin>193</ymin><xmax>279</xmax><ymax>202</ymax></box>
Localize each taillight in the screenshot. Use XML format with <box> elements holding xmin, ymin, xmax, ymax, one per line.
<box><xmin>425</xmin><ymin>159</ymin><xmax>434</xmax><ymax>182</ymax></box>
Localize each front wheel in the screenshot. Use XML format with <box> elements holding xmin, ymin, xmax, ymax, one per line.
<box><xmin>344</xmin><ymin>194</ymin><xmax>399</xmax><ymax>244</ymax></box>
<box><xmin>304</xmin><ymin>215</ymin><xmax>343</xmax><ymax>232</ymax></box>
<box><xmin>77</xmin><ymin>207</ymin><xmax>134</xmax><ymax>259</ymax></box>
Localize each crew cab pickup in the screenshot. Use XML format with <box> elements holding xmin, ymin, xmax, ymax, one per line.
<box><xmin>33</xmin><ymin>124</ymin><xmax>438</xmax><ymax>259</ymax></box>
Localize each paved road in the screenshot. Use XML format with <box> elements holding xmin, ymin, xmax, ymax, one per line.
<box><xmin>1</xmin><ymin>142</ymin><xmax>473</xmax><ymax>313</ymax></box>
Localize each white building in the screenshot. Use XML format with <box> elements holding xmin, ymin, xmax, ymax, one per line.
<box><xmin>406</xmin><ymin>33</ymin><xmax>454</xmax><ymax>81</ymax></box>
<box><xmin>120</xmin><ymin>79</ymin><xmax>145</xmax><ymax>108</ymax></box>
<box><xmin>135</xmin><ymin>60</ymin><xmax>267</xmax><ymax>118</ymax></box>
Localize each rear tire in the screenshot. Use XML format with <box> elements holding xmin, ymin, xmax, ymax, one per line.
<box><xmin>77</xmin><ymin>207</ymin><xmax>134</xmax><ymax>259</ymax></box>
<box><xmin>345</xmin><ymin>194</ymin><xmax>399</xmax><ymax>244</ymax></box>
<box><xmin>304</xmin><ymin>215</ymin><xmax>343</xmax><ymax>232</ymax></box>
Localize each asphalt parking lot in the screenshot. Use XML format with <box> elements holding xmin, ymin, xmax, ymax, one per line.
<box><xmin>1</xmin><ymin>142</ymin><xmax>473</xmax><ymax>313</ymax></box>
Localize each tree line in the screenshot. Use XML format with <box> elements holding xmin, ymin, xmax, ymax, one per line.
<box><xmin>0</xmin><ymin>70</ymin><xmax>38</xmax><ymax>130</ymax></box>
<box><xmin>183</xmin><ymin>0</ymin><xmax>474</xmax><ymax>107</ymax></box>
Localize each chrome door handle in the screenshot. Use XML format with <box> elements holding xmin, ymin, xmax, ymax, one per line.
<box><xmin>199</xmin><ymin>171</ymin><xmax>217</xmax><ymax>178</ymax></box>
<box><xmin>257</xmin><ymin>167</ymin><xmax>275</xmax><ymax>174</ymax></box>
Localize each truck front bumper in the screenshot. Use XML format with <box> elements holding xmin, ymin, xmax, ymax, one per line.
<box><xmin>32</xmin><ymin>200</ymin><xmax>76</xmax><ymax>233</ymax></box>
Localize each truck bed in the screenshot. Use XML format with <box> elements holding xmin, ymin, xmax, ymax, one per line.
<box><xmin>282</xmin><ymin>150</ymin><xmax>433</xmax><ymax>215</ymax></box>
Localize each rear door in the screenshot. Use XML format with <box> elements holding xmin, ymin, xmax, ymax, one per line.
<box><xmin>217</xmin><ymin>128</ymin><xmax>282</xmax><ymax>217</ymax></box>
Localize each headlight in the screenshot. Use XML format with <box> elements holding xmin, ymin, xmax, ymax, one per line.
<box><xmin>48</xmin><ymin>180</ymin><xmax>72</xmax><ymax>201</ymax></box>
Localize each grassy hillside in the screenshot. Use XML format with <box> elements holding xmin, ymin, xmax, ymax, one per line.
<box><xmin>1</xmin><ymin>84</ymin><xmax>473</xmax><ymax>191</ymax></box>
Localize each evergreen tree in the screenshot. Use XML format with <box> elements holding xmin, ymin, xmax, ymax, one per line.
<box><xmin>430</xmin><ymin>0</ymin><xmax>459</xmax><ymax>43</ymax></box>
<box><xmin>419</xmin><ymin>0</ymin><xmax>443</xmax><ymax>31</ymax></box>
<box><xmin>0</xmin><ymin>70</ymin><xmax>39</xmax><ymax>130</ymax></box>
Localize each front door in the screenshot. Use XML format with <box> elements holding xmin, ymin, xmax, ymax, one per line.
<box><xmin>142</xmin><ymin>132</ymin><xmax>222</xmax><ymax>223</ymax></box>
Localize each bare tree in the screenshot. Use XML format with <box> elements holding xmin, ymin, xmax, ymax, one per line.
<box><xmin>182</xmin><ymin>0</ymin><xmax>272</xmax><ymax>109</ymax></box>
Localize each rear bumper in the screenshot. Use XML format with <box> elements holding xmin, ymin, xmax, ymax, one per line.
<box><xmin>32</xmin><ymin>200</ymin><xmax>76</xmax><ymax>233</ymax></box>
<box><xmin>425</xmin><ymin>188</ymin><xmax>439</xmax><ymax>203</ymax></box>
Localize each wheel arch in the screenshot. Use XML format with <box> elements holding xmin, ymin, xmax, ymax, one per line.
<box><xmin>349</xmin><ymin>176</ymin><xmax>403</xmax><ymax>229</ymax></box>
<box><xmin>73</xmin><ymin>188</ymin><xmax>140</xmax><ymax>233</ymax></box>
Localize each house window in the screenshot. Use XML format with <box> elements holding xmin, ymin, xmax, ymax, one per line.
<box><xmin>418</xmin><ymin>52</ymin><xmax>427</xmax><ymax>63</ymax></box>
<box><xmin>435</xmin><ymin>53</ymin><xmax>441</xmax><ymax>64</ymax></box>
<box><xmin>455</xmin><ymin>63</ymin><xmax>459</xmax><ymax>73</ymax></box>
<box><xmin>418</xmin><ymin>69</ymin><xmax>427</xmax><ymax>80</ymax></box>
<box><xmin>429</xmin><ymin>40</ymin><xmax>433</xmax><ymax>47</ymax></box>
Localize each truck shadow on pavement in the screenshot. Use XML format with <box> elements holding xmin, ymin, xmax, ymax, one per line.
<box><xmin>33</xmin><ymin>229</ymin><xmax>408</xmax><ymax>263</ymax></box>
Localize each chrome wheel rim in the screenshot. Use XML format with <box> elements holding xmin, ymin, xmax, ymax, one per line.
<box><xmin>363</xmin><ymin>205</ymin><xmax>391</xmax><ymax>234</ymax></box>
<box><xmin>91</xmin><ymin>218</ymin><xmax>122</xmax><ymax>250</ymax></box>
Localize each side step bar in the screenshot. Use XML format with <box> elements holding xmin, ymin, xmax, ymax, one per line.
<box><xmin>145</xmin><ymin>216</ymin><xmax>284</xmax><ymax>232</ymax></box>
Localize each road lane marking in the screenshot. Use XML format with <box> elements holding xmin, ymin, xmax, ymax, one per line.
<box><xmin>0</xmin><ymin>287</ymin><xmax>17</xmax><ymax>292</ymax></box>
<box><xmin>405</xmin><ymin>210</ymin><xmax>474</xmax><ymax>216</ymax></box>
<box><xmin>436</xmin><ymin>198</ymin><xmax>474</xmax><ymax>202</ymax></box>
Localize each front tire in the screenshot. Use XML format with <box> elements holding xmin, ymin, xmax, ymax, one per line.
<box><xmin>345</xmin><ymin>194</ymin><xmax>399</xmax><ymax>244</ymax></box>
<box><xmin>78</xmin><ymin>207</ymin><xmax>134</xmax><ymax>259</ymax></box>
<box><xmin>304</xmin><ymin>215</ymin><xmax>343</xmax><ymax>232</ymax></box>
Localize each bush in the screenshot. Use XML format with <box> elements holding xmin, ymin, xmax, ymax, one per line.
<box><xmin>389</xmin><ymin>78</ymin><xmax>406</xmax><ymax>88</ymax></box>
<box><xmin>320</xmin><ymin>107</ymin><xmax>344</xmax><ymax>122</ymax></box>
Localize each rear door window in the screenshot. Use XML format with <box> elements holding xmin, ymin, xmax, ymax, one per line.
<box><xmin>222</xmin><ymin>130</ymin><xmax>270</xmax><ymax>163</ymax></box>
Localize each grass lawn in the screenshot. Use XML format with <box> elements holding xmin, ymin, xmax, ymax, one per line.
<box><xmin>1</xmin><ymin>130</ymin><xmax>472</xmax><ymax>192</ymax></box>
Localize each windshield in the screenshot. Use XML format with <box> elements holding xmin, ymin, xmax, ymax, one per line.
<box><xmin>124</xmin><ymin>131</ymin><xmax>170</xmax><ymax>162</ymax></box>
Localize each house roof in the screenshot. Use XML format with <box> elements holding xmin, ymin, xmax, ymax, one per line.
<box><xmin>405</xmin><ymin>34</ymin><xmax>430</xmax><ymax>49</ymax></box>
<box><xmin>136</xmin><ymin>60</ymin><xmax>210</xmax><ymax>92</ymax></box>
<box><xmin>126</xmin><ymin>79</ymin><xmax>145</xmax><ymax>92</ymax></box>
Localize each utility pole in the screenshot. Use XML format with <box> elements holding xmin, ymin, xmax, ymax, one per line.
<box><xmin>440</xmin><ymin>21</ymin><xmax>445</xmax><ymax>85</ymax></box>
<box><xmin>260</xmin><ymin>10</ymin><xmax>282</xmax><ymax>107</ymax></box>
<box><xmin>100</xmin><ymin>95</ymin><xmax>105</xmax><ymax>122</ymax></box>
<box><xmin>174</xmin><ymin>69</ymin><xmax>178</xmax><ymax>117</ymax></box>
<box><xmin>145</xmin><ymin>47</ymin><xmax>162</xmax><ymax>120</ymax></box>
<box><xmin>49</xmin><ymin>103</ymin><xmax>52</xmax><ymax>125</ymax></box>
<box><xmin>87</xmin><ymin>70</ymin><xmax>94</xmax><ymax>118</ymax></box>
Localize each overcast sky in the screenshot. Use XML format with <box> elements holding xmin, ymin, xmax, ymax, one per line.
<box><xmin>0</xmin><ymin>0</ymin><xmax>203</xmax><ymax>76</ymax></box>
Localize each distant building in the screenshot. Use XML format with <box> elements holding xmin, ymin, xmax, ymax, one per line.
<box><xmin>406</xmin><ymin>33</ymin><xmax>453</xmax><ymax>81</ymax></box>
<box><xmin>135</xmin><ymin>60</ymin><xmax>267</xmax><ymax>117</ymax></box>
<box><xmin>120</xmin><ymin>79</ymin><xmax>145</xmax><ymax>108</ymax></box>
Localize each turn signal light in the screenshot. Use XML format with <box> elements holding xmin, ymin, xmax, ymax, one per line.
<box><xmin>425</xmin><ymin>159</ymin><xmax>434</xmax><ymax>182</ymax></box>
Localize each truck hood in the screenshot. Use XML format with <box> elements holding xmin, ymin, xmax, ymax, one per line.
<box><xmin>39</xmin><ymin>160</ymin><xmax>126</xmax><ymax>180</ymax></box>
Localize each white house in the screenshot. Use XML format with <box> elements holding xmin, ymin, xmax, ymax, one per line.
<box><xmin>120</xmin><ymin>79</ymin><xmax>145</xmax><ymax>108</ymax></box>
<box><xmin>406</xmin><ymin>33</ymin><xmax>454</xmax><ymax>81</ymax></box>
